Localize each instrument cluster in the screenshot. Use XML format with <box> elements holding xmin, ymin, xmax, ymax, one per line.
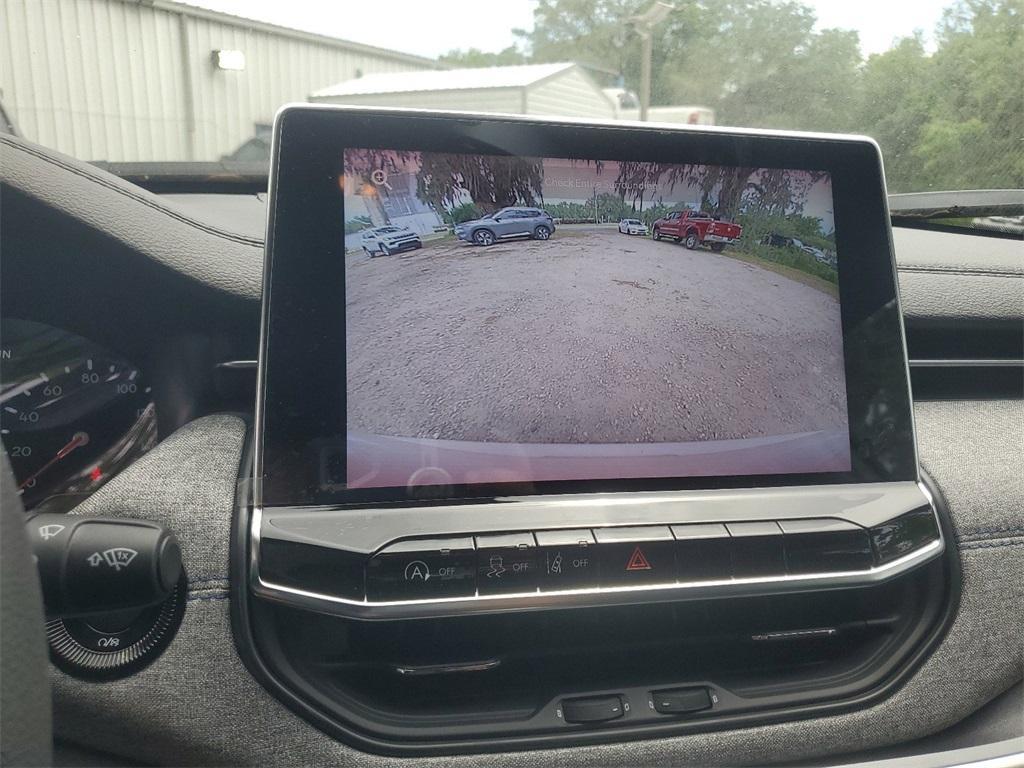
<box><xmin>1</xmin><ymin>319</ymin><xmax>157</xmax><ymax>511</ymax></box>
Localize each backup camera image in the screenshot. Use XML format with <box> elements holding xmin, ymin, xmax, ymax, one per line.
<box><xmin>342</xmin><ymin>148</ymin><xmax>850</xmax><ymax>490</ymax></box>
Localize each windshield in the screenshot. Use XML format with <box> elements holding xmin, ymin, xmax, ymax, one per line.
<box><xmin>1</xmin><ymin>0</ymin><xmax>1019</xmax><ymax>195</ymax></box>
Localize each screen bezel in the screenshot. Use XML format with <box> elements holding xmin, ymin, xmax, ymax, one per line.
<box><xmin>256</xmin><ymin>106</ymin><xmax>918</xmax><ymax>508</ymax></box>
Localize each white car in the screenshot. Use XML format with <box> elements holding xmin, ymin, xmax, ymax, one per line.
<box><xmin>618</xmin><ymin>218</ymin><xmax>649</xmax><ymax>236</ymax></box>
<box><xmin>798</xmin><ymin>243</ymin><xmax>829</xmax><ymax>263</ymax></box>
<box><xmin>360</xmin><ymin>225</ymin><xmax>422</xmax><ymax>257</ymax></box>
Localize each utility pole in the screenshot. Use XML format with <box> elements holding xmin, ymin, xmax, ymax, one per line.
<box><xmin>640</xmin><ymin>32</ymin><xmax>653</xmax><ymax>122</ymax></box>
<box><xmin>630</xmin><ymin>2</ymin><xmax>674</xmax><ymax>122</ymax></box>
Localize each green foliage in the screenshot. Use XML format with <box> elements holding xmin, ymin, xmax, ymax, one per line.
<box><xmin>594</xmin><ymin>192</ymin><xmax>636</xmax><ymax>221</ymax></box>
<box><xmin>641</xmin><ymin>202</ymin><xmax>673</xmax><ymax>226</ymax></box>
<box><xmin>734</xmin><ymin>212</ymin><xmax>838</xmax><ymax>283</ymax></box>
<box><xmin>666</xmin><ymin>1</ymin><xmax>861</xmax><ymax>132</ymax></box>
<box><xmin>741</xmin><ymin>241</ymin><xmax>839</xmax><ymax>284</ymax></box>
<box><xmin>440</xmin><ymin>0</ymin><xmax>1023</xmax><ymax>192</ymax></box>
<box><xmin>344</xmin><ymin>215</ymin><xmax>372</xmax><ymax>234</ymax></box>
<box><xmin>447</xmin><ymin>202</ymin><xmax>484</xmax><ymax>224</ymax></box>
<box><xmin>736</xmin><ymin>213</ymin><xmax>835</xmax><ymax>250</ymax></box>
<box><xmin>517</xmin><ymin>0</ymin><xmax>654</xmax><ymax>81</ymax></box>
<box><xmin>545</xmin><ymin>192</ymin><xmax>640</xmax><ymax>222</ymax></box>
<box><xmin>916</xmin><ymin>0</ymin><xmax>1023</xmax><ymax>189</ymax></box>
<box><xmin>439</xmin><ymin>46</ymin><xmax>526</xmax><ymax>67</ymax></box>
<box><xmin>855</xmin><ymin>35</ymin><xmax>937</xmax><ymax>192</ymax></box>
<box><xmin>857</xmin><ymin>0</ymin><xmax>1023</xmax><ymax>191</ymax></box>
<box><xmin>545</xmin><ymin>201</ymin><xmax>595</xmax><ymax>222</ymax></box>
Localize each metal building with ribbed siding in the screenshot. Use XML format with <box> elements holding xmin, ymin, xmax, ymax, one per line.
<box><xmin>0</xmin><ymin>0</ymin><xmax>438</xmax><ymax>162</ymax></box>
<box><xmin>311</xmin><ymin>63</ymin><xmax>617</xmax><ymax>121</ymax></box>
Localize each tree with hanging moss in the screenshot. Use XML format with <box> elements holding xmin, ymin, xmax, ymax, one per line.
<box><xmin>415</xmin><ymin>153</ymin><xmax>544</xmax><ymax>213</ymax></box>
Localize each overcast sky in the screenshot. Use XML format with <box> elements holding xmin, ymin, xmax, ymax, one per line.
<box><xmin>184</xmin><ymin>0</ymin><xmax>951</xmax><ymax>60</ymax></box>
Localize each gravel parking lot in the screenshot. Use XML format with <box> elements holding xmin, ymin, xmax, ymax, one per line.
<box><xmin>345</xmin><ymin>227</ymin><xmax>848</xmax><ymax>443</ymax></box>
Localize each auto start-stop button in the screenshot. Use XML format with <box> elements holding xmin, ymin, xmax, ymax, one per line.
<box><xmin>366</xmin><ymin>537</ymin><xmax>476</xmax><ymax>601</ymax></box>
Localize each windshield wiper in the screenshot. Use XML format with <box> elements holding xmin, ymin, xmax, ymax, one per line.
<box><xmin>889</xmin><ymin>189</ymin><xmax>1023</xmax><ymax>238</ymax></box>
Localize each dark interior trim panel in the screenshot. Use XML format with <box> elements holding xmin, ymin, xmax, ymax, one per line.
<box><xmin>232</xmin><ymin>468</ymin><xmax>962</xmax><ymax>755</ymax></box>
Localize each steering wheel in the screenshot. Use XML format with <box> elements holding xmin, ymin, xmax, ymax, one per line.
<box><xmin>0</xmin><ymin>453</ymin><xmax>53</xmax><ymax>766</ymax></box>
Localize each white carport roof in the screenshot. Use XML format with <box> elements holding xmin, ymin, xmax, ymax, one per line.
<box><xmin>311</xmin><ymin>62</ymin><xmax>578</xmax><ymax>98</ymax></box>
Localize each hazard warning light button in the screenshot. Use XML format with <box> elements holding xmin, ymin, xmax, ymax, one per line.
<box><xmin>593</xmin><ymin>526</ymin><xmax>676</xmax><ymax>587</ymax></box>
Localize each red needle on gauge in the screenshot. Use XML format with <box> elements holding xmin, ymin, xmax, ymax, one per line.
<box><xmin>18</xmin><ymin>431</ymin><xmax>90</xmax><ymax>490</ymax></box>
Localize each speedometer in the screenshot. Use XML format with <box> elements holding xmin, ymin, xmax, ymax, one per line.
<box><xmin>0</xmin><ymin>319</ymin><xmax>157</xmax><ymax>510</ymax></box>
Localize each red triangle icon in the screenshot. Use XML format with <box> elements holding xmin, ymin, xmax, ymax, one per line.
<box><xmin>626</xmin><ymin>546</ymin><xmax>652</xmax><ymax>571</ymax></box>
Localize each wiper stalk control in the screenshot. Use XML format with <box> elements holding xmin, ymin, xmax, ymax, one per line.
<box><xmin>27</xmin><ymin>513</ymin><xmax>182</xmax><ymax>619</ymax></box>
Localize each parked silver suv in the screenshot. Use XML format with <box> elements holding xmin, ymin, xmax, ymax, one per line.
<box><xmin>455</xmin><ymin>207</ymin><xmax>555</xmax><ymax>246</ymax></box>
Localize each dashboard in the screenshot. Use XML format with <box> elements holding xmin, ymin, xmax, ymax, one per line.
<box><xmin>0</xmin><ymin>130</ymin><xmax>1020</xmax><ymax>768</ymax></box>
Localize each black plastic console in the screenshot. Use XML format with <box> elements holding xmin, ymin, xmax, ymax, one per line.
<box><xmin>232</xmin><ymin>473</ymin><xmax>959</xmax><ymax>755</ymax></box>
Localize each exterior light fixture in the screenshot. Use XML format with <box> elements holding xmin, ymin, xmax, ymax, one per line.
<box><xmin>212</xmin><ymin>49</ymin><xmax>246</xmax><ymax>71</ymax></box>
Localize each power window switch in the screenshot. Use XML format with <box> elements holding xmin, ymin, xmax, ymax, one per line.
<box><xmin>651</xmin><ymin>687</ymin><xmax>712</xmax><ymax>715</ymax></box>
<box><xmin>562</xmin><ymin>695</ymin><xmax>624</xmax><ymax>723</ymax></box>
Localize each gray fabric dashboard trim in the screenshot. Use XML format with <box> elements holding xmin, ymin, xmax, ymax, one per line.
<box><xmin>914</xmin><ymin>400</ymin><xmax>1024</xmax><ymax>543</ymax></box>
<box><xmin>69</xmin><ymin>414</ymin><xmax>244</xmax><ymax>590</ymax></box>
<box><xmin>52</xmin><ymin>407</ymin><xmax>1024</xmax><ymax>766</ymax></box>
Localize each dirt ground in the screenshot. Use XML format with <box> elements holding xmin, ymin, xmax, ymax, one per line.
<box><xmin>345</xmin><ymin>227</ymin><xmax>848</xmax><ymax>443</ymax></box>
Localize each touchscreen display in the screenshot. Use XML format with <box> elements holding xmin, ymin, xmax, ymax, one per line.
<box><xmin>342</xmin><ymin>148</ymin><xmax>850</xmax><ymax>492</ymax></box>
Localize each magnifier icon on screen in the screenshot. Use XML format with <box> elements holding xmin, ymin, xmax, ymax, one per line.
<box><xmin>370</xmin><ymin>168</ymin><xmax>392</xmax><ymax>191</ymax></box>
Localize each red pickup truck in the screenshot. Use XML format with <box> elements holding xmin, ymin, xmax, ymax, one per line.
<box><xmin>652</xmin><ymin>210</ymin><xmax>743</xmax><ymax>252</ymax></box>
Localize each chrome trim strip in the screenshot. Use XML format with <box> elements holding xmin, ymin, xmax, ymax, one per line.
<box><xmin>751</xmin><ymin>628</ymin><xmax>838</xmax><ymax>641</ymax></box>
<box><xmin>251</xmin><ymin>534</ymin><xmax>942</xmax><ymax>621</ymax></box>
<box><xmin>260</xmin><ymin>481</ymin><xmax>930</xmax><ymax>553</ymax></box>
<box><xmin>247</xmin><ymin>481</ymin><xmax>942</xmax><ymax>619</ymax></box>
<box><xmin>910</xmin><ymin>358</ymin><xmax>1023</xmax><ymax>368</ymax></box>
<box><xmin>394</xmin><ymin>659</ymin><xmax>501</xmax><ymax>676</ymax></box>
<box><xmin>249</xmin><ymin>505</ymin><xmax>263</xmax><ymax>594</ymax></box>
